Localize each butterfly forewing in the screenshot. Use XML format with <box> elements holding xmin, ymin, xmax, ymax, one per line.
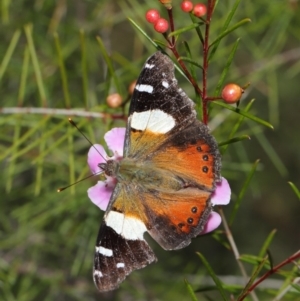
<box><xmin>128</xmin><ymin>52</ymin><xmax>196</xmax><ymax>126</ymax></box>
<box><xmin>125</xmin><ymin>52</ymin><xmax>197</xmax><ymax>158</ymax></box>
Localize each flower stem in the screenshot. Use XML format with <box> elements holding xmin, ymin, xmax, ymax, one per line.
<box><xmin>219</xmin><ymin>207</ymin><xmax>259</xmax><ymax>301</ymax></box>
<box><xmin>238</xmin><ymin>250</ymin><xmax>300</xmax><ymax>301</ymax></box>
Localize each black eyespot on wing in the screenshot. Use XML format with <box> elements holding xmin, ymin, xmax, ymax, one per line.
<box><xmin>178</xmin><ymin>223</ymin><xmax>184</xmax><ymax>228</ymax></box>
<box><xmin>202</xmin><ymin>166</ymin><xmax>208</xmax><ymax>173</ymax></box>
<box><xmin>187</xmin><ymin>218</ymin><xmax>193</xmax><ymax>224</ymax></box>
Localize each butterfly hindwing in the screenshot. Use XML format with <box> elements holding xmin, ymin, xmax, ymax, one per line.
<box><xmin>93</xmin><ymin>184</ymin><xmax>157</xmax><ymax>291</ymax></box>
<box><xmin>93</xmin><ymin>221</ymin><xmax>156</xmax><ymax>291</ymax></box>
<box><xmin>141</xmin><ymin>186</ymin><xmax>213</xmax><ymax>250</ymax></box>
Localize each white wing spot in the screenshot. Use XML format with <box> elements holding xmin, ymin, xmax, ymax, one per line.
<box><xmin>105</xmin><ymin>211</ymin><xmax>124</xmax><ymax>235</ymax></box>
<box><xmin>135</xmin><ymin>84</ymin><xmax>153</xmax><ymax>93</ymax></box>
<box><xmin>162</xmin><ymin>81</ymin><xmax>169</xmax><ymax>88</ymax></box>
<box><xmin>105</xmin><ymin>211</ymin><xmax>147</xmax><ymax>240</ymax></box>
<box><xmin>96</xmin><ymin>246</ymin><xmax>113</xmax><ymax>257</ymax></box>
<box><xmin>123</xmin><ymin>217</ymin><xmax>147</xmax><ymax>240</ymax></box>
<box><xmin>145</xmin><ymin>63</ymin><xmax>155</xmax><ymax>69</ymax></box>
<box><xmin>117</xmin><ymin>262</ymin><xmax>125</xmax><ymax>268</ymax></box>
<box><xmin>94</xmin><ymin>270</ymin><xmax>103</xmax><ymax>278</ymax></box>
<box><xmin>130</xmin><ymin>110</ymin><xmax>176</xmax><ymax>134</ymax></box>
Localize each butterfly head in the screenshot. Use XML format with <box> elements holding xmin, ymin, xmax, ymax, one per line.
<box><xmin>99</xmin><ymin>159</ymin><xmax>119</xmax><ymax>178</ymax></box>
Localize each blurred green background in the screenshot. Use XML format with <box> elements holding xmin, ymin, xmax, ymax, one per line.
<box><xmin>1</xmin><ymin>1</ymin><xmax>299</xmax><ymax>300</ymax></box>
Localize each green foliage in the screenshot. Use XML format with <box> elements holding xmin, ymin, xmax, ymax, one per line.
<box><xmin>1</xmin><ymin>1</ymin><xmax>300</xmax><ymax>301</ymax></box>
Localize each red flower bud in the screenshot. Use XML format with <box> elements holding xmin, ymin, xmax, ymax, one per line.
<box><xmin>106</xmin><ymin>93</ymin><xmax>123</xmax><ymax>108</ymax></box>
<box><xmin>154</xmin><ymin>18</ymin><xmax>169</xmax><ymax>33</ymax></box>
<box><xmin>181</xmin><ymin>1</ymin><xmax>194</xmax><ymax>12</ymax></box>
<box><xmin>145</xmin><ymin>9</ymin><xmax>160</xmax><ymax>24</ymax></box>
<box><xmin>193</xmin><ymin>3</ymin><xmax>207</xmax><ymax>17</ymax></box>
<box><xmin>221</xmin><ymin>83</ymin><xmax>244</xmax><ymax>104</ymax></box>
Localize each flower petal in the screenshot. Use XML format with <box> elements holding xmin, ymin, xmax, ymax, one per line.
<box><xmin>201</xmin><ymin>212</ymin><xmax>222</xmax><ymax>234</ymax></box>
<box><xmin>87</xmin><ymin>144</ymin><xmax>108</xmax><ymax>174</ymax></box>
<box><xmin>211</xmin><ymin>177</ymin><xmax>231</xmax><ymax>206</ymax></box>
<box><xmin>104</xmin><ymin>128</ymin><xmax>126</xmax><ymax>157</ymax></box>
<box><xmin>87</xmin><ymin>178</ymin><xmax>116</xmax><ymax>211</ymax></box>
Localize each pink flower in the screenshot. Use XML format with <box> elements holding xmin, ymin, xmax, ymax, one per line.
<box><xmin>87</xmin><ymin>128</ymin><xmax>231</xmax><ymax>234</ymax></box>
<box><xmin>201</xmin><ymin>177</ymin><xmax>231</xmax><ymax>234</ymax></box>
<box><xmin>87</xmin><ymin>128</ymin><xmax>125</xmax><ymax>211</ymax></box>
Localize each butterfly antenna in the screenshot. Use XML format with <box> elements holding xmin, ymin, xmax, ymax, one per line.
<box><xmin>57</xmin><ymin>171</ymin><xmax>103</xmax><ymax>192</ymax></box>
<box><xmin>68</xmin><ymin>118</ymin><xmax>106</xmax><ymax>162</ymax></box>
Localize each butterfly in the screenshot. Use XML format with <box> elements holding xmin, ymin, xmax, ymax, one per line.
<box><xmin>92</xmin><ymin>51</ymin><xmax>222</xmax><ymax>291</ymax></box>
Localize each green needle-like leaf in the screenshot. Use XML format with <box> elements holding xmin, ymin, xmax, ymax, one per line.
<box><xmin>0</xmin><ymin>115</ymin><xmax>51</xmax><ymax>161</ymax></box>
<box><xmin>189</xmin><ymin>13</ymin><xmax>204</xmax><ymax>43</ymax></box>
<box><xmin>257</xmin><ymin>230</ymin><xmax>277</xmax><ymax>260</ymax></box>
<box><xmin>237</xmin><ymin>256</ymin><xmax>269</xmax><ymax>300</ymax></box>
<box><xmin>168</xmin><ymin>23</ymin><xmax>202</xmax><ymax>38</ymax></box>
<box><xmin>229</xmin><ymin>159</ymin><xmax>260</xmax><ymax>225</ymax></box>
<box><xmin>0</xmin><ymin>29</ymin><xmax>21</xmax><ymax>82</ymax></box>
<box><xmin>288</xmin><ymin>182</ymin><xmax>300</xmax><ymax>200</ymax></box>
<box><xmin>24</xmin><ymin>24</ymin><xmax>47</xmax><ymax>106</ymax></box>
<box><xmin>213</xmin><ymin>101</ymin><xmax>274</xmax><ymax>129</ymax></box>
<box><xmin>184</xmin><ymin>279</ymin><xmax>199</xmax><ymax>301</ymax></box>
<box><xmin>255</xmin><ymin>132</ymin><xmax>288</xmax><ymax>177</ymax></box>
<box><xmin>209</xmin><ymin>0</ymin><xmax>241</xmax><ymax>61</ymax></box>
<box><xmin>291</xmin><ymin>284</ymin><xmax>300</xmax><ymax>292</ymax></box>
<box><xmin>214</xmin><ymin>38</ymin><xmax>240</xmax><ymax>95</ymax></box>
<box><xmin>196</xmin><ymin>253</ymin><xmax>228</xmax><ymax>301</ymax></box>
<box><xmin>210</xmin><ymin>18</ymin><xmax>251</xmax><ymax>49</ymax></box>
<box><xmin>128</xmin><ymin>17</ymin><xmax>160</xmax><ymax>49</ymax></box>
<box><xmin>218</xmin><ymin>135</ymin><xmax>250</xmax><ymax>147</ymax></box>
<box><xmin>54</xmin><ymin>32</ymin><xmax>71</xmax><ymax>108</ymax></box>
<box><xmin>239</xmin><ymin>254</ymin><xmax>269</xmax><ymax>267</ymax></box>
<box><xmin>96</xmin><ymin>36</ymin><xmax>123</xmax><ymax>96</ymax></box>
<box><xmin>220</xmin><ymin>99</ymin><xmax>254</xmax><ymax>155</ymax></box>
<box><xmin>80</xmin><ymin>30</ymin><xmax>89</xmax><ymax>109</ymax></box>
<box><xmin>18</xmin><ymin>46</ymin><xmax>30</xmax><ymax>106</ymax></box>
<box><xmin>178</xmin><ymin>56</ymin><xmax>203</xmax><ymax>70</ymax></box>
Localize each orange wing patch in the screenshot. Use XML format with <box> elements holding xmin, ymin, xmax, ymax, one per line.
<box><xmin>152</xmin><ymin>139</ymin><xmax>216</xmax><ymax>191</ymax></box>
<box><xmin>128</xmin><ymin>129</ymin><xmax>166</xmax><ymax>158</ymax></box>
<box><xmin>143</xmin><ymin>188</ymin><xmax>212</xmax><ymax>250</ymax></box>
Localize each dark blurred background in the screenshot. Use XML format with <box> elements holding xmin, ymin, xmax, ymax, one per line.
<box><xmin>1</xmin><ymin>1</ymin><xmax>299</xmax><ymax>300</ymax></box>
